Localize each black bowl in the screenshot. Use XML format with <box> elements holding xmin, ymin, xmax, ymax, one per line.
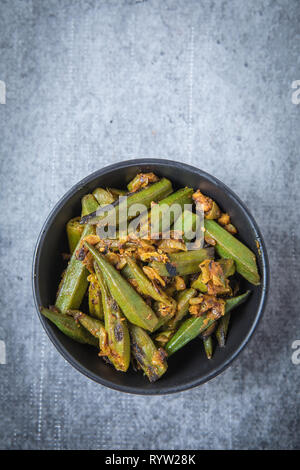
<box><xmin>32</xmin><ymin>159</ymin><xmax>269</xmax><ymax>395</ymax></box>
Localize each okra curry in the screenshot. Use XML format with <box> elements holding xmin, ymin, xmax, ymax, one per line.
<box><xmin>41</xmin><ymin>172</ymin><xmax>260</xmax><ymax>382</ymax></box>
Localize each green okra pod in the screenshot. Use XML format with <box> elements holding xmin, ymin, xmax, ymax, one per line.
<box><xmin>204</xmin><ymin>219</ymin><xmax>260</xmax><ymax>285</ymax></box>
<box><xmin>81</xmin><ymin>177</ymin><xmax>173</xmax><ymax>226</ymax></box>
<box><xmin>95</xmin><ymin>263</ymin><xmax>130</xmax><ymax>372</ymax></box>
<box><xmin>81</xmin><ymin>194</ymin><xmax>100</xmax><ymax>217</ymax></box>
<box><xmin>124</xmin><ymin>255</ymin><xmax>173</xmax><ymax>306</ymax></box>
<box><xmin>223</xmin><ymin>290</ymin><xmax>250</xmax><ymax>313</ymax></box>
<box><xmin>165</xmin><ymin>291</ymin><xmax>251</xmax><ymax>355</ymax></box>
<box><xmin>55</xmin><ymin>195</ymin><xmax>99</xmax><ymax>313</ymax></box>
<box><xmin>165</xmin><ymin>308</ymin><xmax>225</xmax><ymax>356</ymax></box>
<box><xmin>216</xmin><ymin>290</ymin><xmax>251</xmax><ymax>347</ymax></box>
<box><xmin>66</xmin><ymin>217</ymin><xmax>84</xmax><ymax>254</ymax></box>
<box><xmin>85</xmin><ymin>242</ymin><xmax>159</xmax><ymax>332</ymax></box>
<box><xmin>129</xmin><ymin>324</ymin><xmax>168</xmax><ymax>382</ymax></box>
<box><xmin>149</xmin><ymin>247</ymin><xmax>214</xmax><ymax>277</ymax></box>
<box><xmin>40</xmin><ymin>307</ymin><xmax>99</xmax><ymax>347</ymax></box>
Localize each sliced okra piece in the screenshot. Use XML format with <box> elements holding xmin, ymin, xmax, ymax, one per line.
<box><xmin>95</xmin><ymin>263</ymin><xmax>130</xmax><ymax>372</ymax></box>
<box><xmin>92</xmin><ymin>188</ymin><xmax>115</xmax><ymax>206</ymax></box>
<box><xmin>66</xmin><ymin>217</ymin><xmax>84</xmax><ymax>254</ymax></box>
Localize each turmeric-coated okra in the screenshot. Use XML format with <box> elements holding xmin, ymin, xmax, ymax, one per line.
<box><xmin>153</xmin><ymin>288</ymin><xmax>197</xmax><ymax>346</ymax></box>
<box><xmin>41</xmin><ymin>170</ymin><xmax>260</xmax><ymax>382</ymax></box>
<box><xmin>124</xmin><ymin>255</ymin><xmax>173</xmax><ymax>306</ymax></box>
<box><xmin>95</xmin><ymin>263</ymin><xmax>130</xmax><ymax>372</ymax></box>
<box><xmin>86</xmin><ymin>242</ymin><xmax>159</xmax><ymax>332</ymax></box>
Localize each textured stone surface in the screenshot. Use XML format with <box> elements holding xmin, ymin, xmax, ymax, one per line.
<box><xmin>0</xmin><ymin>0</ymin><xmax>299</xmax><ymax>450</ymax></box>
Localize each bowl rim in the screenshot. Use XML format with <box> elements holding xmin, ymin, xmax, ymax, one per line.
<box><xmin>32</xmin><ymin>158</ymin><xmax>269</xmax><ymax>395</ymax></box>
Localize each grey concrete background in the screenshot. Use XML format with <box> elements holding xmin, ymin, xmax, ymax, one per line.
<box><xmin>0</xmin><ymin>0</ymin><xmax>299</xmax><ymax>450</ymax></box>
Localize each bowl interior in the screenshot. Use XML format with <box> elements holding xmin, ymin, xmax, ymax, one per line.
<box><xmin>33</xmin><ymin>160</ymin><xmax>268</xmax><ymax>394</ymax></box>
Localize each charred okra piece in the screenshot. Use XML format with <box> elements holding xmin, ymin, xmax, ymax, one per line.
<box><xmin>55</xmin><ymin>195</ymin><xmax>99</xmax><ymax>313</ymax></box>
<box><xmin>86</xmin><ymin>242</ymin><xmax>159</xmax><ymax>332</ymax></box>
<box><xmin>66</xmin><ymin>217</ymin><xmax>84</xmax><ymax>254</ymax></box>
<box><xmin>40</xmin><ymin>307</ymin><xmax>99</xmax><ymax>347</ymax></box>
<box><xmin>81</xmin><ymin>177</ymin><xmax>173</xmax><ymax>225</ymax></box>
<box><xmin>216</xmin><ymin>291</ymin><xmax>251</xmax><ymax>347</ymax></box>
<box><xmin>95</xmin><ymin>263</ymin><xmax>130</xmax><ymax>372</ymax></box>
<box><xmin>124</xmin><ymin>255</ymin><xmax>173</xmax><ymax>306</ymax></box>
<box><xmin>204</xmin><ymin>219</ymin><xmax>260</xmax><ymax>285</ymax></box>
<box><xmin>129</xmin><ymin>324</ymin><xmax>168</xmax><ymax>382</ymax></box>
<box><xmin>149</xmin><ymin>247</ymin><xmax>214</xmax><ymax>277</ymax></box>
<box><xmin>88</xmin><ymin>273</ymin><xmax>103</xmax><ymax>320</ymax></box>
